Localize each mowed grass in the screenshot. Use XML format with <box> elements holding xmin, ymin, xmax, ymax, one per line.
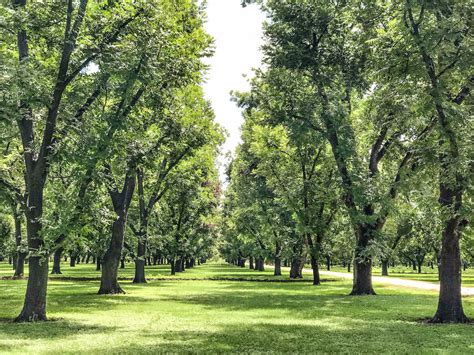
<box><xmin>0</xmin><ymin>261</ymin><xmax>311</xmax><ymax>280</ymax></box>
<box><xmin>0</xmin><ymin>263</ymin><xmax>474</xmax><ymax>354</ymax></box>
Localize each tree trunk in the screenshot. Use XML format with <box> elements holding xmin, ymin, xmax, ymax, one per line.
<box><xmin>51</xmin><ymin>247</ymin><xmax>63</xmax><ymax>275</ymax></box>
<box><xmin>249</xmin><ymin>257</ymin><xmax>254</xmax><ymax>270</ymax></box>
<box><xmin>15</xmin><ymin>186</ymin><xmax>48</xmax><ymax>322</ymax></box>
<box><xmin>310</xmin><ymin>254</ymin><xmax>320</xmax><ymax>286</ymax></box>
<box><xmin>431</xmin><ymin>206</ymin><xmax>468</xmax><ymax>323</ymax></box>
<box><xmin>326</xmin><ymin>255</ymin><xmax>331</xmax><ymax>271</ymax></box>
<box><xmin>70</xmin><ymin>255</ymin><xmax>76</xmax><ymax>267</ymax></box>
<box><xmin>350</xmin><ymin>227</ymin><xmax>376</xmax><ymax>295</ymax></box>
<box><xmin>13</xmin><ymin>211</ymin><xmax>26</xmax><ymax>279</ymax></box>
<box><xmin>96</xmin><ymin>257</ymin><xmax>101</xmax><ymax>271</ymax></box>
<box><xmin>274</xmin><ymin>257</ymin><xmax>282</xmax><ymax>276</ymax></box>
<box><xmin>381</xmin><ymin>259</ymin><xmax>389</xmax><ymax>276</ymax></box>
<box><xmin>98</xmin><ymin>214</ymin><xmax>126</xmax><ymax>295</ymax></box>
<box><xmin>290</xmin><ymin>259</ymin><xmax>303</xmax><ymax>279</ymax></box>
<box><xmin>120</xmin><ymin>257</ymin><xmax>125</xmax><ymax>269</ymax></box>
<box><xmin>170</xmin><ymin>258</ymin><xmax>176</xmax><ymax>275</ymax></box>
<box><xmin>257</xmin><ymin>257</ymin><xmax>265</xmax><ymax>271</ymax></box>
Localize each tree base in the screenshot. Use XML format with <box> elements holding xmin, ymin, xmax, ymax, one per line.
<box><xmin>14</xmin><ymin>311</ymin><xmax>47</xmax><ymax>323</ymax></box>
<box><xmin>98</xmin><ymin>285</ymin><xmax>126</xmax><ymax>295</ymax></box>
<box><xmin>429</xmin><ymin>312</ymin><xmax>470</xmax><ymax>324</ymax></box>
<box><xmin>50</xmin><ymin>271</ymin><xmax>62</xmax><ymax>275</ymax></box>
<box><xmin>132</xmin><ymin>278</ymin><xmax>147</xmax><ymax>284</ymax></box>
<box><xmin>349</xmin><ymin>288</ymin><xmax>376</xmax><ymax>296</ymax></box>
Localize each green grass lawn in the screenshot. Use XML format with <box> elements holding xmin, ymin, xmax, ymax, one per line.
<box><xmin>0</xmin><ymin>262</ymin><xmax>473</xmax><ymax>354</ymax></box>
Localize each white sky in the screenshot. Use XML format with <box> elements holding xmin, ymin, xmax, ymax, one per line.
<box><xmin>202</xmin><ymin>0</ymin><xmax>265</xmax><ymax>183</ymax></box>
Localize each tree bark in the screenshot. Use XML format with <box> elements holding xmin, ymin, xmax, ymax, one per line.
<box><xmin>133</xmin><ymin>235</ymin><xmax>147</xmax><ymax>283</ymax></box>
<box><xmin>350</xmin><ymin>226</ymin><xmax>376</xmax><ymax>295</ymax></box>
<box><xmin>381</xmin><ymin>259</ymin><xmax>389</xmax><ymax>276</ymax></box>
<box><xmin>15</xmin><ymin>187</ymin><xmax>49</xmax><ymax>322</ymax></box>
<box><xmin>310</xmin><ymin>254</ymin><xmax>320</xmax><ymax>285</ymax></box>
<box><xmin>51</xmin><ymin>247</ymin><xmax>63</xmax><ymax>275</ymax></box>
<box><xmin>249</xmin><ymin>256</ymin><xmax>254</xmax><ymax>270</ymax></box>
<box><xmin>98</xmin><ymin>213</ymin><xmax>127</xmax><ymax>294</ymax></box>
<box><xmin>274</xmin><ymin>257</ymin><xmax>282</xmax><ymax>276</ymax></box>
<box><xmin>290</xmin><ymin>259</ymin><xmax>303</xmax><ymax>279</ymax></box>
<box><xmin>13</xmin><ymin>211</ymin><xmax>26</xmax><ymax>279</ymax></box>
<box><xmin>431</xmin><ymin>193</ymin><xmax>468</xmax><ymax>323</ymax></box>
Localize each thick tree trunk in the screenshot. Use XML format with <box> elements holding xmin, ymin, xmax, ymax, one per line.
<box><xmin>98</xmin><ymin>214</ymin><xmax>126</xmax><ymax>295</ymax></box>
<box><xmin>431</xmin><ymin>208</ymin><xmax>468</xmax><ymax>323</ymax></box>
<box><xmin>70</xmin><ymin>255</ymin><xmax>76</xmax><ymax>267</ymax></box>
<box><xmin>381</xmin><ymin>259</ymin><xmax>389</xmax><ymax>276</ymax></box>
<box><xmin>350</xmin><ymin>227</ymin><xmax>376</xmax><ymax>295</ymax></box>
<box><xmin>15</xmin><ymin>186</ymin><xmax>49</xmax><ymax>322</ymax></box>
<box><xmin>274</xmin><ymin>257</ymin><xmax>282</xmax><ymax>276</ymax></box>
<box><xmin>257</xmin><ymin>257</ymin><xmax>265</xmax><ymax>271</ymax></box>
<box><xmin>290</xmin><ymin>259</ymin><xmax>303</xmax><ymax>279</ymax></box>
<box><xmin>51</xmin><ymin>247</ymin><xmax>63</xmax><ymax>275</ymax></box>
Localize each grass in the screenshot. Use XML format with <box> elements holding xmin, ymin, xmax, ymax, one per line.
<box><xmin>0</xmin><ymin>262</ymin><xmax>473</xmax><ymax>354</ymax></box>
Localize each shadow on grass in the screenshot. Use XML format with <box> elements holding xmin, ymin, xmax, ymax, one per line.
<box><xmin>104</xmin><ymin>320</ymin><xmax>474</xmax><ymax>354</ymax></box>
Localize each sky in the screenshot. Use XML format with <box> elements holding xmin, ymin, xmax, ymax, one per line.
<box><xmin>202</xmin><ymin>0</ymin><xmax>266</xmax><ymax>183</ymax></box>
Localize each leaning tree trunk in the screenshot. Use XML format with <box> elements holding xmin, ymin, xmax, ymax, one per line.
<box><xmin>51</xmin><ymin>247</ymin><xmax>63</xmax><ymax>275</ymax></box>
<box><xmin>98</xmin><ymin>213</ymin><xmax>127</xmax><ymax>295</ymax></box>
<box><xmin>350</xmin><ymin>226</ymin><xmax>376</xmax><ymax>295</ymax></box>
<box><xmin>16</xmin><ymin>186</ymin><xmax>48</xmax><ymax>322</ymax></box>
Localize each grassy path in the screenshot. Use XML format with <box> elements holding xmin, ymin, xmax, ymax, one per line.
<box><xmin>317</xmin><ymin>270</ymin><xmax>474</xmax><ymax>296</ymax></box>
